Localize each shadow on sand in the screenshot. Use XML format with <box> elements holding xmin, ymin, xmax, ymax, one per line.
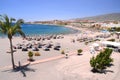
<box><xmin>2</xmin><ymin>61</ymin><xmax>35</xmax><ymax>77</ymax></box>
<box><xmin>91</xmin><ymin>69</ymin><xmax>114</xmax><ymax>74</ymax></box>
<box><xmin>91</xmin><ymin>64</ymin><xmax>114</xmax><ymax>74</ymax></box>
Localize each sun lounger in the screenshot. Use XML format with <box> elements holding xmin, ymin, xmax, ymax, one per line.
<box><xmin>22</xmin><ymin>46</ymin><xmax>28</xmax><ymax>51</ymax></box>
<box><xmin>32</xmin><ymin>47</ymin><xmax>39</xmax><ymax>51</ymax></box>
<box><xmin>43</xmin><ymin>46</ymin><xmax>50</xmax><ymax>51</ymax></box>
<box><xmin>54</xmin><ymin>43</ymin><xmax>61</xmax><ymax>50</ymax></box>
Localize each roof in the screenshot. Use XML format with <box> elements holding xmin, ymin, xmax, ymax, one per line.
<box><xmin>101</xmin><ymin>41</ymin><xmax>120</xmax><ymax>47</ymax></box>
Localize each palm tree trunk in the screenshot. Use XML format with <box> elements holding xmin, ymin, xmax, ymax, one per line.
<box><xmin>9</xmin><ymin>38</ymin><xmax>15</xmax><ymax>69</ymax></box>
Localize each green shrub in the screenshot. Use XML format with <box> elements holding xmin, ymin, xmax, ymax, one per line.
<box><xmin>90</xmin><ymin>48</ymin><xmax>113</xmax><ymax>73</ymax></box>
<box><xmin>28</xmin><ymin>51</ymin><xmax>34</xmax><ymax>61</ymax></box>
<box><xmin>28</xmin><ymin>51</ymin><xmax>33</xmax><ymax>58</ymax></box>
<box><xmin>77</xmin><ymin>49</ymin><xmax>83</xmax><ymax>55</ymax></box>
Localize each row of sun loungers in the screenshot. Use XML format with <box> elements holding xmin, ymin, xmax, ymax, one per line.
<box><xmin>13</xmin><ymin>42</ymin><xmax>61</xmax><ymax>51</ymax></box>
<box><xmin>76</xmin><ymin>33</ymin><xmax>111</xmax><ymax>43</ymax></box>
<box><xmin>25</xmin><ymin>35</ymin><xmax>64</xmax><ymax>41</ymax></box>
<box><xmin>76</xmin><ymin>37</ymin><xmax>100</xmax><ymax>43</ymax></box>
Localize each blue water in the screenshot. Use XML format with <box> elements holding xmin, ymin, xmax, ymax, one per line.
<box><xmin>0</xmin><ymin>24</ymin><xmax>79</xmax><ymax>37</ymax></box>
<box><xmin>21</xmin><ymin>24</ymin><xmax>78</xmax><ymax>36</ymax></box>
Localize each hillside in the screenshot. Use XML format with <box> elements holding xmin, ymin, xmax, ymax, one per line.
<box><xmin>79</xmin><ymin>13</ymin><xmax>120</xmax><ymax>22</ymax></box>
<box><xmin>28</xmin><ymin>13</ymin><xmax>120</xmax><ymax>24</ymax></box>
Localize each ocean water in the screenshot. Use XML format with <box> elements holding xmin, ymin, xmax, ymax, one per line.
<box><xmin>21</xmin><ymin>24</ymin><xmax>79</xmax><ymax>36</ymax></box>
<box><xmin>0</xmin><ymin>24</ymin><xmax>79</xmax><ymax>37</ymax></box>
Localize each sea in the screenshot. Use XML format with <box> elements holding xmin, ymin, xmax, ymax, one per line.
<box><xmin>0</xmin><ymin>24</ymin><xmax>79</xmax><ymax>37</ymax></box>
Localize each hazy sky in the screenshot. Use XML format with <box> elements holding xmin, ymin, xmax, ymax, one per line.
<box><xmin>0</xmin><ymin>0</ymin><xmax>120</xmax><ymax>21</ymax></box>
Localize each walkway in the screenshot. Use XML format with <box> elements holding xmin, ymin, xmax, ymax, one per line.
<box><xmin>0</xmin><ymin>51</ymin><xmax>77</xmax><ymax>70</ymax></box>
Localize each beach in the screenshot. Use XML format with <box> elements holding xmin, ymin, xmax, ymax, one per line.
<box><xmin>0</xmin><ymin>26</ymin><xmax>120</xmax><ymax>80</ymax></box>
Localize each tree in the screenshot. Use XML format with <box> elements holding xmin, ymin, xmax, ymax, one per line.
<box><xmin>90</xmin><ymin>48</ymin><xmax>113</xmax><ymax>73</ymax></box>
<box><xmin>0</xmin><ymin>15</ymin><xmax>25</xmax><ymax>69</ymax></box>
<box><xmin>28</xmin><ymin>51</ymin><xmax>34</xmax><ymax>61</ymax></box>
<box><xmin>77</xmin><ymin>49</ymin><xmax>83</xmax><ymax>55</ymax></box>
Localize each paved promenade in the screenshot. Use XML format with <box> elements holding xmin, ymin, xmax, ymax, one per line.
<box><xmin>0</xmin><ymin>51</ymin><xmax>76</xmax><ymax>70</ymax></box>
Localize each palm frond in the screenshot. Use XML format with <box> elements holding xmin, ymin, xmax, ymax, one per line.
<box><xmin>17</xmin><ymin>29</ymin><xmax>25</xmax><ymax>38</ymax></box>
<box><xmin>11</xmin><ymin>22</ymin><xmax>25</xmax><ymax>38</ymax></box>
<box><xmin>16</xmin><ymin>19</ymin><xmax>24</xmax><ymax>24</ymax></box>
<box><xmin>3</xmin><ymin>15</ymin><xmax>10</xmax><ymax>28</ymax></box>
<box><xmin>13</xmin><ymin>19</ymin><xmax>24</xmax><ymax>29</ymax></box>
<box><xmin>10</xmin><ymin>18</ymin><xmax>16</xmax><ymax>24</ymax></box>
<box><xmin>0</xmin><ymin>14</ymin><xmax>25</xmax><ymax>38</ymax></box>
<box><xmin>0</xmin><ymin>21</ymin><xmax>7</xmax><ymax>34</ymax></box>
<box><xmin>0</xmin><ymin>15</ymin><xmax>4</xmax><ymax>21</ymax></box>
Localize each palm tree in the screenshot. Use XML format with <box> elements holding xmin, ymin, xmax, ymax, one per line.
<box><xmin>0</xmin><ymin>15</ymin><xmax>25</xmax><ymax>69</ymax></box>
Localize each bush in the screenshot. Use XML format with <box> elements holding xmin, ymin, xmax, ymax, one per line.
<box><xmin>34</xmin><ymin>52</ymin><xmax>41</xmax><ymax>56</ymax></box>
<box><xmin>61</xmin><ymin>50</ymin><xmax>65</xmax><ymax>54</ymax></box>
<box><xmin>28</xmin><ymin>51</ymin><xmax>33</xmax><ymax>58</ymax></box>
<box><xmin>107</xmin><ymin>39</ymin><xmax>115</xmax><ymax>42</ymax></box>
<box><xmin>28</xmin><ymin>51</ymin><xmax>34</xmax><ymax>61</ymax></box>
<box><xmin>77</xmin><ymin>49</ymin><xmax>83</xmax><ymax>55</ymax></box>
<box><xmin>90</xmin><ymin>48</ymin><xmax>113</xmax><ymax>73</ymax></box>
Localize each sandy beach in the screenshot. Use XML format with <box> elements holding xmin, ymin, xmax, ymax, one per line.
<box><xmin>0</xmin><ymin>26</ymin><xmax>120</xmax><ymax>80</ymax></box>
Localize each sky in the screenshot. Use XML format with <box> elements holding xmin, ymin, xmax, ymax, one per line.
<box><xmin>0</xmin><ymin>0</ymin><xmax>120</xmax><ymax>21</ymax></box>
